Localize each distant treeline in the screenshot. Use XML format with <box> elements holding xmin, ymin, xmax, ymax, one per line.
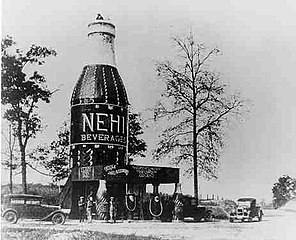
<box><xmin>272</xmin><ymin>175</ymin><xmax>296</xmax><ymax>209</ymax></box>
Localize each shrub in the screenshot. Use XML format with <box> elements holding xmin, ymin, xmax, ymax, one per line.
<box><xmin>206</xmin><ymin>206</ymin><xmax>229</xmax><ymax>219</ymax></box>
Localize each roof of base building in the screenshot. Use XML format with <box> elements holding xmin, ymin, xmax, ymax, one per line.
<box><xmin>237</xmin><ymin>197</ymin><xmax>256</xmax><ymax>202</ymax></box>
<box><xmin>3</xmin><ymin>194</ymin><xmax>43</xmax><ymax>199</ymax></box>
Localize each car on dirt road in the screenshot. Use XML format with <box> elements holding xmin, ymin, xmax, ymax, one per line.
<box><xmin>229</xmin><ymin>197</ymin><xmax>263</xmax><ymax>222</ymax></box>
<box><xmin>182</xmin><ymin>197</ymin><xmax>213</xmax><ymax>222</ymax></box>
<box><xmin>1</xmin><ymin>194</ymin><xmax>69</xmax><ymax>225</ymax></box>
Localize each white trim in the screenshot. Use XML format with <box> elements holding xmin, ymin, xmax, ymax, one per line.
<box><xmin>70</xmin><ymin>142</ymin><xmax>126</xmax><ymax>147</ymax></box>
<box><xmin>102</xmin><ymin>67</ymin><xmax>108</xmax><ymax>103</ymax></box>
<box><xmin>111</xmin><ymin>68</ymin><xmax>120</xmax><ymax>105</ymax></box>
<box><xmin>71</xmin><ymin>102</ymin><xmax>128</xmax><ymax>109</ymax></box>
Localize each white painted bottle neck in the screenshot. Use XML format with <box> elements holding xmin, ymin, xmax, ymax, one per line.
<box><xmin>86</xmin><ymin>20</ymin><xmax>116</xmax><ymax>67</ymax></box>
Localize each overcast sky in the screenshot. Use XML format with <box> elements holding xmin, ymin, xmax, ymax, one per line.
<box><xmin>2</xmin><ymin>0</ymin><xmax>296</xmax><ymax>201</ymax></box>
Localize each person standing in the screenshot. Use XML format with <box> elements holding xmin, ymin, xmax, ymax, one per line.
<box><xmin>109</xmin><ymin>196</ymin><xmax>117</xmax><ymax>223</ymax></box>
<box><xmin>86</xmin><ymin>191</ymin><xmax>94</xmax><ymax>223</ymax></box>
<box><xmin>78</xmin><ymin>196</ymin><xmax>86</xmax><ymax>222</ymax></box>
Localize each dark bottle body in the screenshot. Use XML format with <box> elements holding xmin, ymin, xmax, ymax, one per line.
<box><xmin>70</xmin><ymin>64</ymin><xmax>129</xmax><ymax>170</ymax></box>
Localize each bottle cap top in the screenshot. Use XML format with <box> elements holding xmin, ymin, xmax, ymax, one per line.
<box><xmin>88</xmin><ymin>16</ymin><xmax>116</xmax><ymax>38</ymax></box>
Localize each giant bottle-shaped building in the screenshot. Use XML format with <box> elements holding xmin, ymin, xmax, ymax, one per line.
<box><xmin>71</xmin><ymin>18</ymin><xmax>128</xmax><ymax>170</ymax></box>
<box><xmin>60</xmin><ymin>15</ymin><xmax>180</xmax><ymax>220</ymax></box>
<box><xmin>67</xmin><ymin>15</ymin><xmax>129</xmax><ymax>218</ymax></box>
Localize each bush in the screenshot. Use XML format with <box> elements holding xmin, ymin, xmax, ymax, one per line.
<box><xmin>220</xmin><ymin>199</ymin><xmax>237</xmax><ymax>213</ymax></box>
<box><xmin>206</xmin><ymin>205</ymin><xmax>229</xmax><ymax>219</ymax></box>
<box><xmin>199</xmin><ymin>199</ymin><xmax>236</xmax><ymax>219</ymax></box>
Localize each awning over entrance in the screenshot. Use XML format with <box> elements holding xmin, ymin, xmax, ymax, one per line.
<box><xmin>128</xmin><ymin>165</ymin><xmax>179</xmax><ymax>184</ymax></box>
<box><xmin>71</xmin><ymin>164</ymin><xmax>179</xmax><ymax>184</ymax></box>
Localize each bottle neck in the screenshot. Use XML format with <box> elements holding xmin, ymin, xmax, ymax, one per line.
<box><xmin>87</xmin><ymin>33</ymin><xmax>116</xmax><ymax>67</ymax></box>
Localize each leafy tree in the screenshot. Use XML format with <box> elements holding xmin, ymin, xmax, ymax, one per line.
<box><xmin>1</xmin><ymin>35</ymin><xmax>57</xmax><ymax>193</ymax></box>
<box><xmin>153</xmin><ymin>33</ymin><xmax>247</xmax><ymax>201</ymax></box>
<box><xmin>272</xmin><ymin>175</ymin><xmax>296</xmax><ymax>208</ymax></box>
<box><xmin>127</xmin><ymin>112</ymin><xmax>147</xmax><ymax>163</ymax></box>
<box><xmin>29</xmin><ymin>121</ymin><xmax>70</xmax><ymax>182</ymax></box>
<box><xmin>33</xmin><ymin>111</ymin><xmax>147</xmax><ymax>182</ymax></box>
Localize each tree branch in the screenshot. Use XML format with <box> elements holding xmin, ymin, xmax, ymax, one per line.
<box><xmin>26</xmin><ymin>162</ymin><xmax>54</xmax><ymax>177</ymax></box>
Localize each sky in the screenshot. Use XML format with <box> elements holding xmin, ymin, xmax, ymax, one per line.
<box><xmin>1</xmin><ymin>0</ymin><xmax>296</xmax><ymax>202</ymax></box>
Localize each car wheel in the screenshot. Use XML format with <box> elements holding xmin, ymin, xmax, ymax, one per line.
<box><xmin>229</xmin><ymin>218</ymin><xmax>234</xmax><ymax>223</ymax></box>
<box><xmin>52</xmin><ymin>212</ymin><xmax>66</xmax><ymax>225</ymax></box>
<box><xmin>3</xmin><ymin>211</ymin><xmax>18</xmax><ymax>224</ymax></box>
<box><xmin>204</xmin><ymin>212</ymin><xmax>213</xmax><ymax>222</ymax></box>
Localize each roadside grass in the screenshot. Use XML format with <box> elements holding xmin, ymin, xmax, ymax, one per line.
<box><xmin>1</xmin><ymin>227</ymin><xmax>161</xmax><ymax>240</ymax></box>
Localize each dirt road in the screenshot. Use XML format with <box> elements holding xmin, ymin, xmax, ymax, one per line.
<box><xmin>2</xmin><ymin>209</ymin><xmax>295</xmax><ymax>240</ymax></box>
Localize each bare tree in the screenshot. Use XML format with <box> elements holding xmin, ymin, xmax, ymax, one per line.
<box><xmin>1</xmin><ymin>123</ymin><xmax>19</xmax><ymax>193</ymax></box>
<box><xmin>153</xmin><ymin>32</ymin><xmax>248</xmax><ymax>202</ymax></box>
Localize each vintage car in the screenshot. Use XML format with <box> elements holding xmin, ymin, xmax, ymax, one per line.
<box><xmin>229</xmin><ymin>197</ymin><xmax>263</xmax><ymax>222</ymax></box>
<box><xmin>182</xmin><ymin>197</ymin><xmax>213</xmax><ymax>222</ymax></box>
<box><xmin>1</xmin><ymin>194</ymin><xmax>69</xmax><ymax>224</ymax></box>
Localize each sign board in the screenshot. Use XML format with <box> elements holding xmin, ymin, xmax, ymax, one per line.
<box><xmin>103</xmin><ymin>164</ymin><xmax>129</xmax><ymax>182</ymax></box>
<box><xmin>128</xmin><ymin>165</ymin><xmax>179</xmax><ymax>184</ymax></box>
<box><xmin>71</xmin><ymin>165</ymin><xmax>179</xmax><ymax>184</ymax></box>
<box><xmin>71</xmin><ymin>165</ymin><xmax>103</xmax><ymax>181</ymax></box>
<box><xmin>71</xmin><ymin>104</ymin><xmax>128</xmax><ymax>147</ymax></box>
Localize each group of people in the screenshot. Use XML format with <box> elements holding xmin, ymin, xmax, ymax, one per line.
<box><xmin>78</xmin><ymin>191</ymin><xmax>117</xmax><ymax>223</ymax></box>
<box><xmin>78</xmin><ymin>191</ymin><xmax>94</xmax><ymax>223</ymax></box>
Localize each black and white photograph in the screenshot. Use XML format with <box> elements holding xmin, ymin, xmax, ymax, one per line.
<box><xmin>1</xmin><ymin>0</ymin><xmax>296</xmax><ymax>239</ymax></box>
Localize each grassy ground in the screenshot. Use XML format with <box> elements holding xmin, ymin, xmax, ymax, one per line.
<box><xmin>1</xmin><ymin>227</ymin><xmax>161</xmax><ymax>240</ymax></box>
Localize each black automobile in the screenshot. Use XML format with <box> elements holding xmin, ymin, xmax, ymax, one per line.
<box><xmin>229</xmin><ymin>197</ymin><xmax>263</xmax><ymax>222</ymax></box>
<box><xmin>182</xmin><ymin>197</ymin><xmax>213</xmax><ymax>222</ymax></box>
<box><xmin>1</xmin><ymin>194</ymin><xmax>69</xmax><ymax>224</ymax></box>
